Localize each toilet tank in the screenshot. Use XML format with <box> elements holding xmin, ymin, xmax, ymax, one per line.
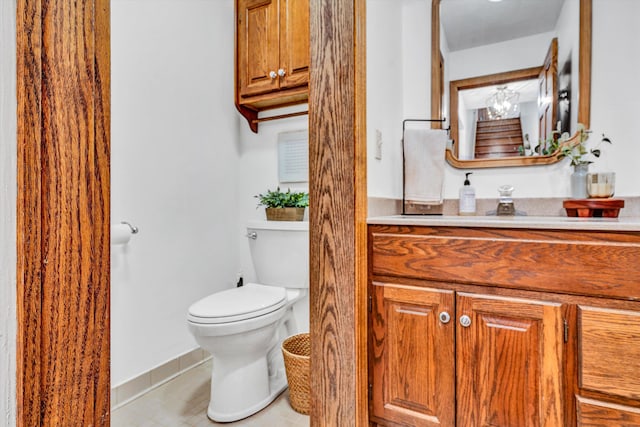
<box><xmin>247</xmin><ymin>220</ymin><xmax>309</xmax><ymax>289</ymax></box>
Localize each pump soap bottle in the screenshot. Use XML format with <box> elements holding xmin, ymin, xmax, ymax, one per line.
<box><xmin>459</xmin><ymin>172</ymin><xmax>476</xmax><ymax>215</ymax></box>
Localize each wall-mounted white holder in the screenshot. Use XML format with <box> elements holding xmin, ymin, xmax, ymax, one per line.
<box><xmin>111</xmin><ymin>221</ymin><xmax>139</xmax><ymax>245</ymax></box>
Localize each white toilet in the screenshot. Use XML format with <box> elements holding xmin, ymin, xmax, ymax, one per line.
<box><xmin>187</xmin><ymin>220</ymin><xmax>309</xmax><ymax>422</ymax></box>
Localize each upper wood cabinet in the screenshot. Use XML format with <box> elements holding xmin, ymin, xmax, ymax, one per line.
<box><xmin>235</xmin><ymin>0</ymin><xmax>309</xmax><ymax>132</ymax></box>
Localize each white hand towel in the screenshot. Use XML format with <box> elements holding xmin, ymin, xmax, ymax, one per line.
<box><xmin>403</xmin><ymin>128</ymin><xmax>447</xmax><ymax>204</ymax></box>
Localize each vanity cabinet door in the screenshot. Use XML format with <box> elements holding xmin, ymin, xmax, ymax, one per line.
<box><xmin>576</xmin><ymin>305</ymin><xmax>640</xmax><ymax>426</ymax></box>
<box><xmin>370</xmin><ymin>282</ymin><xmax>455</xmax><ymax>427</ymax></box>
<box><xmin>456</xmin><ymin>292</ymin><xmax>565</xmax><ymax>427</ymax></box>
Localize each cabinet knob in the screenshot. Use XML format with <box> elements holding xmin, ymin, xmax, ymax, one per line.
<box><xmin>439</xmin><ymin>311</ymin><xmax>451</xmax><ymax>324</ymax></box>
<box><xmin>278</xmin><ymin>68</ymin><xmax>286</xmax><ymax>77</ymax></box>
<box><xmin>459</xmin><ymin>315</ymin><xmax>472</xmax><ymax>328</ymax></box>
<box><xmin>269</xmin><ymin>71</ymin><xmax>277</xmax><ymax>79</ymax></box>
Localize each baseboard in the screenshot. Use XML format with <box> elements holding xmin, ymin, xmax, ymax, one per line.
<box><xmin>111</xmin><ymin>347</ymin><xmax>211</xmax><ymax>410</ymax></box>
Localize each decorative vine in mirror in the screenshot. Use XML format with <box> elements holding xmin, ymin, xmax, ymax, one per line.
<box><xmin>431</xmin><ymin>0</ymin><xmax>592</xmax><ymax>169</ymax></box>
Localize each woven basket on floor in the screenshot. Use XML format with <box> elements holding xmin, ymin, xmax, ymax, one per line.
<box><xmin>281</xmin><ymin>333</ymin><xmax>310</xmax><ymax>415</ymax></box>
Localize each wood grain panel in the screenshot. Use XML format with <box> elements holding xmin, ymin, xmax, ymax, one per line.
<box><xmin>578</xmin><ymin>0</ymin><xmax>591</xmax><ymax>128</ymax></box>
<box><xmin>579</xmin><ymin>306</ymin><xmax>640</xmax><ymax>400</ymax></box>
<box><xmin>16</xmin><ymin>0</ymin><xmax>110</xmax><ymax>425</ymax></box>
<box><xmin>370</xmin><ymin>226</ymin><xmax>640</xmax><ymax>300</ymax></box>
<box><xmin>93</xmin><ymin>0</ymin><xmax>111</xmax><ymax>423</ymax></box>
<box><xmin>279</xmin><ymin>0</ymin><xmax>309</xmax><ymax>89</ymax></box>
<box><xmin>237</xmin><ymin>0</ymin><xmax>279</xmax><ymax>97</ymax></box>
<box><xmin>456</xmin><ymin>293</ymin><xmax>565</xmax><ymax>427</ymax></box>
<box><xmin>310</xmin><ymin>0</ymin><xmax>367</xmax><ymax>425</ymax></box>
<box><xmin>16</xmin><ymin>0</ymin><xmax>43</xmax><ymax>424</ymax></box>
<box><xmin>370</xmin><ymin>283</ymin><xmax>454</xmax><ymax>426</ymax></box>
<box><xmin>577</xmin><ymin>397</ymin><xmax>640</xmax><ymax>427</ymax></box>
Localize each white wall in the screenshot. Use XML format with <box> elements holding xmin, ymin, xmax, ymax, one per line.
<box><xmin>402</xmin><ymin>0</ymin><xmax>431</xmax><ymax>119</ymax></box>
<box><xmin>111</xmin><ymin>0</ymin><xmax>241</xmax><ymax>386</ymax></box>
<box><xmin>589</xmin><ymin>0</ymin><xmax>640</xmax><ymax>189</ymax></box>
<box><xmin>235</xmin><ymin>107</ymin><xmax>310</xmax><ymax>330</ymax></box>
<box><xmin>0</xmin><ymin>1</ymin><xmax>17</xmax><ymax>425</ymax></box>
<box><xmin>367</xmin><ymin>0</ymin><xmax>404</xmax><ymax>199</ymax></box>
<box><xmin>367</xmin><ymin>0</ymin><xmax>640</xmax><ymax>201</ymax></box>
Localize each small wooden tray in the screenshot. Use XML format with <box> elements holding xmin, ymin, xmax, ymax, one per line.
<box><xmin>563</xmin><ymin>198</ymin><xmax>625</xmax><ymax>218</ymax></box>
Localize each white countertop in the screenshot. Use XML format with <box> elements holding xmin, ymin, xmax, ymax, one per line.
<box><xmin>367</xmin><ymin>215</ymin><xmax>640</xmax><ymax>231</ymax></box>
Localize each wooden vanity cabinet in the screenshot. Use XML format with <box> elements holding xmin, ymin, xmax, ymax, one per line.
<box><xmin>235</xmin><ymin>0</ymin><xmax>309</xmax><ymax>131</ymax></box>
<box><xmin>370</xmin><ymin>282</ymin><xmax>565</xmax><ymax>427</ymax></box>
<box><xmin>368</xmin><ymin>224</ymin><xmax>640</xmax><ymax>427</ymax></box>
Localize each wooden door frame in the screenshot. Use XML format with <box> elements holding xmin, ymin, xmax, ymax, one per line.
<box><xmin>16</xmin><ymin>0</ymin><xmax>111</xmax><ymax>425</ymax></box>
<box><xmin>17</xmin><ymin>0</ymin><xmax>368</xmax><ymax>425</ymax></box>
<box><xmin>309</xmin><ymin>0</ymin><xmax>368</xmax><ymax>425</ymax></box>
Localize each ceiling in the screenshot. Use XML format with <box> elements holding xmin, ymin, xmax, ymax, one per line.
<box><xmin>441</xmin><ymin>0</ymin><xmax>566</xmax><ymax>51</ymax></box>
<box><xmin>459</xmin><ymin>78</ymin><xmax>538</xmax><ymax>110</ymax></box>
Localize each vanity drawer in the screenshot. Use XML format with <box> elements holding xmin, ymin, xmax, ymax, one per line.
<box><xmin>369</xmin><ymin>225</ymin><xmax>640</xmax><ymax>299</ymax></box>
<box><xmin>576</xmin><ymin>397</ymin><xmax>640</xmax><ymax>426</ymax></box>
<box><xmin>579</xmin><ymin>305</ymin><xmax>640</xmax><ymax>399</ymax></box>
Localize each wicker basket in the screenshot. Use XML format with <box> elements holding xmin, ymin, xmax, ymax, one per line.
<box><xmin>281</xmin><ymin>333</ymin><xmax>311</xmax><ymax>414</ymax></box>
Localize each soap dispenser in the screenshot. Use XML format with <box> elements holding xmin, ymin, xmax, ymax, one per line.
<box><xmin>459</xmin><ymin>172</ymin><xmax>476</xmax><ymax>215</ymax></box>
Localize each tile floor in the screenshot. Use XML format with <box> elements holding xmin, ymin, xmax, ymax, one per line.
<box><xmin>111</xmin><ymin>359</ymin><xmax>310</xmax><ymax>427</ymax></box>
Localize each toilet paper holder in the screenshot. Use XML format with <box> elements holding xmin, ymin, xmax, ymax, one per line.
<box><xmin>121</xmin><ymin>221</ymin><xmax>139</xmax><ymax>234</ymax></box>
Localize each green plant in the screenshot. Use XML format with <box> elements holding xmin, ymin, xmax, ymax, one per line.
<box><xmin>255</xmin><ymin>187</ymin><xmax>309</xmax><ymax>208</ymax></box>
<box><xmin>560</xmin><ymin>126</ymin><xmax>612</xmax><ymax>166</ymax></box>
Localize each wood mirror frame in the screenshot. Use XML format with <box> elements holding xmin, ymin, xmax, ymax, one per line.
<box><xmin>431</xmin><ymin>0</ymin><xmax>592</xmax><ymax>169</ymax></box>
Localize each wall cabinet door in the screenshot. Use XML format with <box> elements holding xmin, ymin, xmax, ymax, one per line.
<box><xmin>279</xmin><ymin>0</ymin><xmax>309</xmax><ymax>90</ymax></box>
<box><xmin>456</xmin><ymin>292</ymin><xmax>565</xmax><ymax>427</ymax></box>
<box><xmin>370</xmin><ymin>282</ymin><xmax>455</xmax><ymax>426</ymax></box>
<box><xmin>236</xmin><ymin>0</ymin><xmax>309</xmax><ymax>98</ymax></box>
<box><xmin>237</xmin><ymin>0</ymin><xmax>280</xmax><ymax>98</ymax></box>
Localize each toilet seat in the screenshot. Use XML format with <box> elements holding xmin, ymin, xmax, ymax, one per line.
<box><xmin>187</xmin><ymin>283</ymin><xmax>287</xmax><ymax>324</ymax></box>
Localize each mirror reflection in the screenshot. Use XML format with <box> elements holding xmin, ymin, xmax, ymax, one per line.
<box><xmin>434</xmin><ymin>0</ymin><xmax>590</xmax><ymax>168</ymax></box>
<box><xmin>457</xmin><ymin>79</ymin><xmax>539</xmax><ymax>160</ymax></box>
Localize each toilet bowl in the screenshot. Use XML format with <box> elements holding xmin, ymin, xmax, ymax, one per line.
<box><xmin>187</xmin><ymin>220</ymin><xmax>309</xmax><ymax>422</ymax></box>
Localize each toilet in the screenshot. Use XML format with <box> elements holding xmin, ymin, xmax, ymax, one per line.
<box><xmin>187</xmin><ymin>220</ymin><xmax>309</xmax><ymax>422</ymax></box>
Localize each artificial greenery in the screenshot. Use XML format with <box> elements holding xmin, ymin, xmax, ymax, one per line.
<box><xmin>560</xmin><ymin>126</ymin><xmax>612</xmax><ymax>166</ymax></box>
<box><xmin>255</xmin><ymin>187</ymin><xmax>309</xmax><ymax>208</ymax></box>
<box><xmin>525</xmin><ymin>125</ymin><xmax>612</xmax><ymax>164</ymax></box>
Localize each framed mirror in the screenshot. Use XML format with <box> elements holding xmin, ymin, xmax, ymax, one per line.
<box><xmin>432</xmin><ymin>0</ymin><xmax>592</xmax><ymax>169</ymax></box>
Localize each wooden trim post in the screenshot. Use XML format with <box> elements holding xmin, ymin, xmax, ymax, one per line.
<box><xmin>309</xmin><ymin>0</ymin><xmax>368</xmax><ymax>425</ymax></box>
<box><xmin>16</xmin><ymin>0</ymin><xmax>111</xmax><ymax>425</ymax></box>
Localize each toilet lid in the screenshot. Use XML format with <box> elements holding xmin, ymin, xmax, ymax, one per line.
<box><xmin>187</xmin><ymin>283</ymin><xmax>287</xmax><ymax>324</ymax></box>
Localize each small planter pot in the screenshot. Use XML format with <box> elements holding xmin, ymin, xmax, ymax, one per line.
<box><xmin>571</xmin><ymin>163</ymin><xmax>590</xmax><ymax>199</ymax></box>
<box><xmin>265</xmin><ymin>207</ymin><xmax>305</xmax><ymax>221</ymax></box>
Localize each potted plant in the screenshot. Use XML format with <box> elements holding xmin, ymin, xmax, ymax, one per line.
<box><xmin>255</xmin><ymin>187</ymin><xmax>309</xmax><ymax>221</ymax></box>
<box><xmin>560</xmin><ymin>127</ymin><xmax>612</xmax><ymax>198</ymax></box>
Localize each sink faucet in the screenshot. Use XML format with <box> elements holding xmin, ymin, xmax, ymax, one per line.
<box><xmin>497</xmin><ymin>185</ymin><xmax>516</xmax><ymax>216</ymax></box>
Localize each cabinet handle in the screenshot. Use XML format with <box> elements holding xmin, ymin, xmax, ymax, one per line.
<box><xmin>439</xmin><ymin>311</ymin><xmax>451</xmax><ymax>324</ymax></box>
<box><xmin>278</xmin><ymin>68</ymin><xmax>286</xmax><ymax>77</ymax></box>
<box><xmin>269</xmin><ymin>71</ymin><xmax>277</xmax><ymax>79</ymax></box>
<box><xmin>459</xmin><ymin>315</ymin><xmax>472</xmax><ymax>328</ymax></box>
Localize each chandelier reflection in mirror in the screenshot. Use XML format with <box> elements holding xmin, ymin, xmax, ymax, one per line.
<box><xmin>486</xmin><ymin>86</ymin><xmax>520</xmax><ymax>120</ymax></box>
